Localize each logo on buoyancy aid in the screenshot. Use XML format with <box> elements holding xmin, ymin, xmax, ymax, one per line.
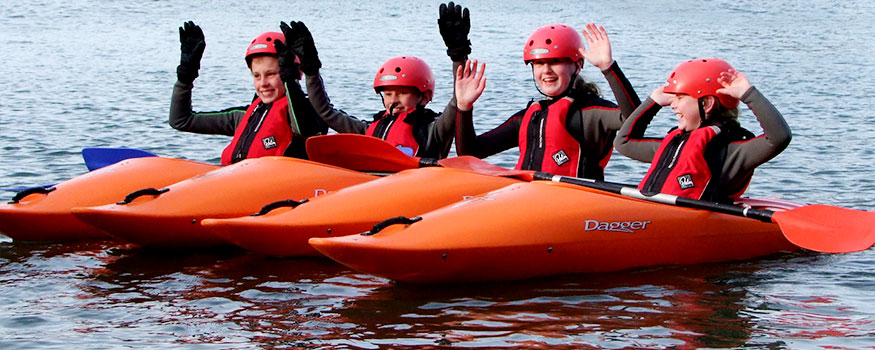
<box><xmin>584</xmin><ymin>220</ymin><xmax>652</xmax><ymax>233</ymax></box>
<box><xmin>677</xmin><ymin>174</ymin><xmax>695</xmax><ymax>190</ymax></box>
<box><xmin>262</xmin><ymin>136</ymin><xmax>278</xmax><ymax>150</ymax></box>
<box><xmin>552</xmin><ymin>150</ymin><xmax>570</xmax><ymax>166</ymax></box>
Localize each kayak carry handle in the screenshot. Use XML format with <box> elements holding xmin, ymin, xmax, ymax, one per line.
<box><xmin>362</xmin><ymin>216</ymin><xmax>422</xmax><ymax>236</ymax></box>
<box><xmin>117</xmin><ymin>187</ymin><xmax>169</xmax><ymax>205</ymax></box>
<box><xmin>250</xmin><ymin>199</ymin><xmax>309</xmax><ymax>216</ymax></box>
<box><xmin>9</xmin><ymin>186</ymin><xmax>56</xmax><ymax>204</ymax></box>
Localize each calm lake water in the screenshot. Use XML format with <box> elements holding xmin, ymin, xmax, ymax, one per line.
<box><xmin>2</xmin><ymin>0</ymin><xmax>874</xmax><ymax>348</ymax></box>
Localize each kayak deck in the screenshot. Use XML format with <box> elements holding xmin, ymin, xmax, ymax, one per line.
<box><xmin>71</xmin><ymin>157</ymin><xmax>376</xmax><ymax>248</ymax></box>
<box><xmin>202</xmin><ymin>166</ymin><xmax>521</xmax><ymax>257</ymax></box>
<box><xmin>310</xmin><ymin>181</ymin><xmax>801</xmax><ymax>283</ymax></box>
<box><xmin>0</xmin><ymin>157</ymin><xmax>218</xmax><ymax>242</ymax></box>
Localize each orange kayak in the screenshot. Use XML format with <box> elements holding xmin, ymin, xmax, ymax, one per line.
<box><xmin>71</xmin><ymin>157</ymin><xmax>377</xmax><ymax>248</ymax></box>
<box><xmin>202</xmin><ymin>166</ymin><xmax>521</xmax><ymax>257</ymax></box>
<box><xmin>309</xmin><ymin>181</ymin><xmax>801</xmax><ymax>283</ymax></box>
<box><xmin>0</xmin><ymin>157</ymin><xmax>218</xmax><ymax>242</ymax></box>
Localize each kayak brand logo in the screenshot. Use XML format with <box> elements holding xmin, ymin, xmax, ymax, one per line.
<box><xmin>677</xmin><ymin>174</ymin><xmax>695</xmax><ymax>189</ymax></box>
<box><xmin>262</xmin><ymin>136</ymin><xmax>277</xmax><ymax>150</ymax></box>
<box><xmin>552</xmin><ymin>150</ymin><xmax>569</xmax><ymax>166</ymax></box>
<box><xmin>451</xmin><ymin>193</ymin><xmax>497</xmax><ymax>208</ymax></box>
<box><xmin>584</xmin><ymin>220</ymin><xmax>651</xmax><ymax>233</ymax></box>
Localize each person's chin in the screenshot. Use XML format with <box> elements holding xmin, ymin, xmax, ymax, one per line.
<box><xmin>259</xmin><ymin>93</ymin><xmax>277</xmax><ymax>103</ymax></box>
<box><xmin>539</xmin><ymin>84</ymin><xmax>561</xmax><ymax>96</ymax></box>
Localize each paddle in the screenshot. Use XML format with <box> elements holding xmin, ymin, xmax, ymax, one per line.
<box><xmin>82</xmin><ymin>147</ymin><xmax>158</xmax><ymax>171</ymax></box>
<box><xmin>305</xmin><ymin>134</ymin><xmax>438</xmax><ymax>172</ymax></box>
<box><xmin>2</xmin><ymin>147</ymin><xmax>159</xmax><ymax>192</ymax></box>
<box><xmin>302</xmin><ymin>135</ymin><xmax>875</xmax><ymax>253</ymax></box>
<box><xmin>304</xmin><ymin>134</ymin><xmax>534</xmax><ymax>178</ymax></box>
<box><xmin>527</xmin><ymin>171</ymin><xmax>875</xmax><ymax>254</ymax></box>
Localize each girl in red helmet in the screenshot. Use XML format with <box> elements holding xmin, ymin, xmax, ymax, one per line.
<box><xmin>614</xmin><ymin>58</ymin><xmax>792</xmax><ymax>203</ymax></box>
<box><xmin>279</xmin><ymin>3</ymin><xmax>472</xmax><ymax>158</ymax></box>
<box><xmin>169</xmin><ymin>21</ymin><xmax>327</xmax><ymax>165</ymax></box>
<box><xmin>454</xmin><ymin>23</ymin><xmax>640</xmax><ymax>180</ymax></box>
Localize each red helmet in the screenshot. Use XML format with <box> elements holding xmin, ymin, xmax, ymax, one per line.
<box><xmin>663</xmin><ymin>58</ymin><xmax>739</xmax><ymax>109</ymax></box>
<box><xmin>373</xmin><ymin>56</ymin><xmax>435</xmax><ymax>98</ymax></box>
<box><xmin>245</xmin><ymin>32</ymin><xmax>283</xmax><ymax>67</ymax></box>
<box><xmin>523</xmin><ymin>24</ymin><xmax>582</xmax><ymax>63</ymax></box>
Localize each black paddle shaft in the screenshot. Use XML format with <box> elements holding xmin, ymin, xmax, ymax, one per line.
<box><xmin>532</xmin><ymin>172</ymin><xmax>775</xmax><ymax>223</ymax></box>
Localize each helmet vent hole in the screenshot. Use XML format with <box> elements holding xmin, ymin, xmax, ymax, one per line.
<box><xmin>395</xmin><ymin>67</ymin><xmax>402</xmax><ymax>73</ymax></box>
<box><xmin>545</xmin><ymin>39</ymin><xmax>552</xmax><ymax>45</ymax></box>
<box><xmin>379</xmin><ymin>68</ymin><xmax>384</xmax><ymax>74</ymax></box>
<box><xmin>528</xmin><ymin>40</ymin><xmax>534</xmax><ymax>47</ymax></box>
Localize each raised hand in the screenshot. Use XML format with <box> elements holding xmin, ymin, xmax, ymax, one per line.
<box><xmin>579</xmin><ymin>23</ymin><xmax>613</xmax><ymax>71</ymax></box>
<box><xmin>650</xmin><ymin>86</ymin><xmax>672</xmax><ymax>107</ymax></box>
<box><xmin>280</xmin><ymin>21</ymin><xmax>321</xmax><ymax>76</ymax></box>
<box><xmin>177</xmin><ymin>21</ymin><xmax>206</xmax><ymax>84</ymax></box>
<box><xmin>455</xmin><ymin>59</ymin><xmax>486</xmax><ymax>111</ymax></box>
<box><xmin>438</xmin><ymin>2</ymin><xmax>471</xmax><ymax>61</ymax></box>
<box><xmin>716</xmin><ymin>69</ymin><xmax>752</xmax><ymax>99</ymax></box>
<box><xmin>273</xmin><ymin>37</ymin><xmax>300</xmax><ymax>82</ymax></box>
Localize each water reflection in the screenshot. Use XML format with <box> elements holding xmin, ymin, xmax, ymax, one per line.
<box><xmin>3</xmin><ymin>238</ymin><xmax>873</xmax><ymax>348</ymax></box>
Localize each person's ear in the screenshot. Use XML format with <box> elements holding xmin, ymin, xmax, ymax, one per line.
<box><xmin>703</xmin><ymin>96</ymin><xmax>718</xmax><ymax>114</ymax></box>
<box><xmin>421</xmin><ymin>90</ymin><xmax>434</xmax><ymax>105</ymax></box>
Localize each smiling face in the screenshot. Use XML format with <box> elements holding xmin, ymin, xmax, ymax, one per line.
<box><xmin>250</xmin><ymin>55</ymin><xmax>285</xmax><ymax>103</ymax></box>
<box><xmin>669</xmin><ymin>93</ymin><xmax>703</xmax><ymax>132</ymax></box>
<box><xmin>379</xmin><ymin>86</ymin><xmax>424</xmax><ymax>115</ymax></box>
<box><xmin>530</xmin><ymin>58</ymin><xmax>579</xmax><ymax>97</ymax></box>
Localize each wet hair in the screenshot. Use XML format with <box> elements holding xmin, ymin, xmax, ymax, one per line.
<box><xmin>705</xmin><ymin>96</ymin><xmax>739</xmax><ymax>124</ymax></box>
<box><xmin>571</xmin><ymin>74</ymin><xmax>601</xmax><ymax>97</ymax></box>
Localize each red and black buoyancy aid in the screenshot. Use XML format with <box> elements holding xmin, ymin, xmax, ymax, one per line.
<box><xmin>639</xmin><ymin>125</ymin><xmax>751</xmax><ymax>202</ymax></box>
<box><xmin>366</xmin><ymin>109</ymin><xmax>422</xmax><ymax>156</ymax></box>
<box><xmin>220</xmin><ymin>97</ymin><xmax>294</xmax><ymax>165</ymax></box>
<box><xmin>516</xmin><ymin>97</ymin><xmax>603</xmax><ymax>177</ymax></box>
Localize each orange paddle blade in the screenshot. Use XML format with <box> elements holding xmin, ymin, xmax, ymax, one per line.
<box><xmin>772</xmin><ymin>204</ymin><xmax>875</xmax><ymax>253</ymax></box>
<box><xmin>305</xmin><ymin>134</ymin><xmax>420</xmax><ymax>172</ymax></box>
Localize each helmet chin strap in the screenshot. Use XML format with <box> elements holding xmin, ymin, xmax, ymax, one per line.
<box><xmin>697</xmin><ymin>98</ymin><xmax>709</xmax><ymax>128</ymax></box>
<box><xmin>379</xmin><ymin>91</ymin><xmax>426</xmax><ymax>118</ymax></box>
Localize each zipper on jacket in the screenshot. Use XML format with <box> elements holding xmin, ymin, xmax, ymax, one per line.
<box><xmin>642</xmin><ymin>132</ymin><xmax>688</xmax><ymax>193</ymax></box>
<box><xmin>522</xmin><ymin>109</ymin><xmax>547</xmax><ymax>170</ymax></box>
<box><xmin>232</xmin><ymin>103</ymin><xmax>269</xmax><ymax>163</ymax></box>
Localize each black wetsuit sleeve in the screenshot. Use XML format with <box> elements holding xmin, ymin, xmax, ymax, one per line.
<box><xmin>169</xmin><ymin>80</ymin><xmax>242</xmax><ymax>136</ymax></box>
<box><xmin>420</xmin><ymin>59</ymin><xmax>465</xmax><ymax>159</ymax></box>
<box><xmin>304</xmin><ymin>71</ymin><xmax>369</xmax><ymax>134</ymax></box>
<box><xmin>602</xmin><ymin>61</ymin><xmax>640</xmax><ymax>119</ymax></box>
<box><xmin>284</xmin><ymin>81</ymin><xmax>328</xmax><ymax>137</ymax></box>
<box><xmin>613</xmin><ymin>97</ymin><xmax>664</xmax><ymax>163</ymax></box>
<box><xmin>455</xmin><ymin>108</ymin><xmax>525</xmax><ymax>159</ymax></box>
<box><xmin>723</xmin><ymin>86</ymin><xmax>792</xmax><ymax>178</ymax></box>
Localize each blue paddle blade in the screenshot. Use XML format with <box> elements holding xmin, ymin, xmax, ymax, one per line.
<box><xmin>82</xmin><ymin>147</ymin><xmax>158</xmax><ymax>171</ymax></box>
<box><xmin>2</xmin><ymin>184</ymin><xmax>56</xmax><ymax>192</ymax></box>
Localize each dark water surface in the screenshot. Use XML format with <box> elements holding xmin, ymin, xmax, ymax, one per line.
<box><xmin>2</xmin><ymin>0</ymin><xmax>874</xmax><ymax>348</ymax></box>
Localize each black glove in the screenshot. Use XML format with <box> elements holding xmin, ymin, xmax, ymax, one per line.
<box><xmin>177</xmin><ymin>21</ymin><xmax>205</xmax><ymax>84</ymax></box>
<box><xmin>438</xmin><ymin>2</ymin><xmax>471</xmax><ymax>61</ymax></box>
<box><xmin>274</xmin><ymin>39</ymin><xmax>300</xmax><ymax>82</ymax></box>
<box><xmin>280</xmin><ymin>21</ymin><xmax>321</xmax><ymax>76</ymax></box>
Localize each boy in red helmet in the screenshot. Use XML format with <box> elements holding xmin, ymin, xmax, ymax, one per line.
<box><xmin>280</xmin><ymin>2</ymin><xmax>474</xmax><ymax>159</ymax></box>
<box><xmin>614</xmin><ymin>58</ymin><xmax>791</xmax><ymax>203</ymax></box>
<box><xmin>454</xmin><ymin>23</ymin><xmax>640</xmax><ymax>180</ymax></box>
<box><xmin>169</xmin><ymin>21</ymin><xmax>327</xmax><ymax>165</ymax></box>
